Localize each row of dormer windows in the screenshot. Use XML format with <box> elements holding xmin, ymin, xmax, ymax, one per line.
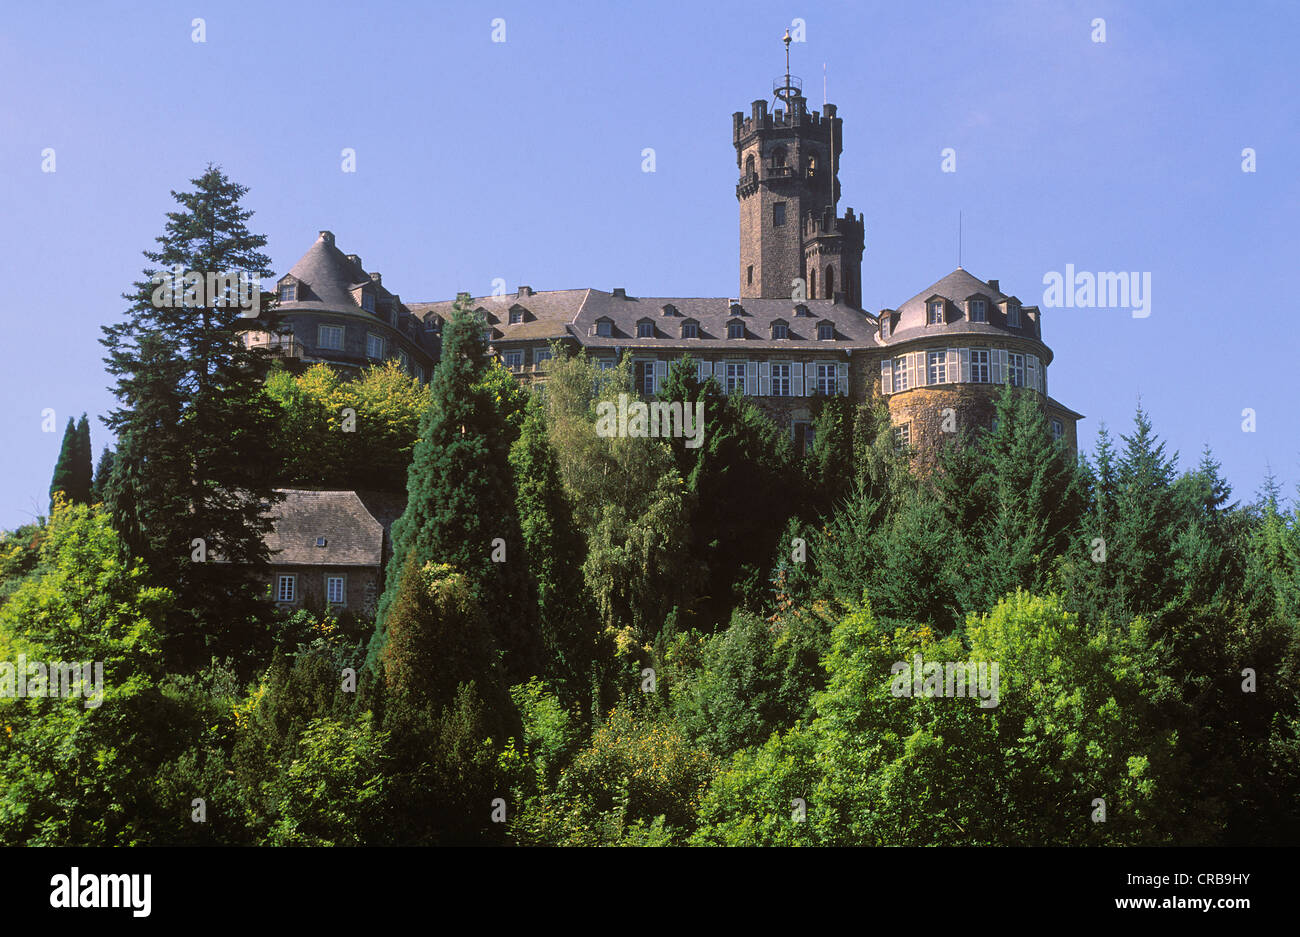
<box><xmin>608</xmin><ymin>319</ymin><xmax>836</xmax><ymax>340</ymax></box>
<box><xmin>917</xmin><ymin>297</ymin><xmax>1022</xmax><ymax>331</ymax></box>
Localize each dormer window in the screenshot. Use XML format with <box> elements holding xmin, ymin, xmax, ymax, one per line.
<box><xmin>880</xmin><ymin>316</ymin><xmax>890</xmax><ymax>339</ymax></box>
<box><xmin>362</xmin><ymin>292</ymin><xmax>376</xmax><ymax>313</ymax></box>
<box><xmin>595</xmin><ymin>318</ymin><xmax>613</xmax><ymax>338</ymax></box>
<box><xmin>793</xmin><ymin>304</ymin><xmax>810</xmax><ymax>317</ymax></box>
<box><xmin>729</xmin><ymin>302</ymin><xmax>744</xmax><ymax>316</ymax></box>
<box><xmin>661</xmin><ymin>304</ymin><xmax>678</xmax><ymax>317</ymax></box>
<box><xmin>278</xmin><ymin>282</ymin><xmax>297</xmax><ymax>303</ymax></box>
<box><xmin>817</xmin><ymin>322</ymin><xmax>834</xmax><ymax>340</ymax></box>
<box><xmin>1008</xmin><ymin>304</ymin><xmax>1021</xmax><ymax>328</ymax></box>
<box><xmin>681</xmin><ymin>320</ymin><xmax>698</xmax><ymax>339</ymax></box>
<box><xmin>772</xmin><ymin>322</ymin><xmax>789</xmax><ymax>340</ymax></box>
<box><xmin>637</xmin><ymin>319</ymin><xmax>654</xmax><ymax>338</ymax></box>
<box><xmin>727</xmin><ymin>320</ymin><xmax>744</xmax><ymax>339</ymax></box>
<box><xmin>970</xmin><ymin>299</ymin><xmax>986</xmax><ymax>323</ymax></box>
<box><xmin>315</xmin><ymin>537</ymin><xmax>327</xmax><ymax>547</ymax></box>
<box><xmin>927</xmin><ymin>300</ymin><xmax>944</xmax><ymax>325</ymax></box>
<box><xmin>508</xmin><ymin>307</ymin><xmax>525</xmax><ymax>325</ymax></box>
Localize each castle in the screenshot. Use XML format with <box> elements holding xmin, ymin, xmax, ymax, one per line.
<box><xmin>247</xmin><ymin>41</ymin><xmax>1082</xmax><ymax>469</ymax></box>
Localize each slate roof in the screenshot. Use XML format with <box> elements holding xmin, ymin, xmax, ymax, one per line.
<box><xmin>410</xmin><ymin>289</ymin><xmax>880</xmax><ymax>351</ymax></box>
<box><xmin>881</xmin><ymin>268</ymin><xmax>1051</xmax><ymax>361</ymax></box>
<box><xmin>277</xmin><ymin>230</ymin><xmax>412</xmax><ymax>319</ymax></box>
<box><xmin>266</xmin><ymin>490</ymin><xmax>385</xmax><ymax>567</ymax></box>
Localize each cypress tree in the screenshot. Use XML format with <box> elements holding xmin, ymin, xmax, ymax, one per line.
<box><xmin>71</xmin><ymin>414</ymin><xmax>94</xmax><ymax>505</ymax></box>
<box><xmin>100</xmin><ymin>165</ymin><xmax>283</xmax><ymax>667</ymax></box>
<box><xmin>48</xmin><ymin>418</ymin><xmax>79</xmax><ymax>512</ymax></box>
<box><xmin>509</xmin><ymin>395</ymin><xmax>596</xmax><ymax>699</ymax></box>
<box><xmin>370</xmin><ymin>297</ymin><xmax>539</xmax><ymax>681</ymax></box>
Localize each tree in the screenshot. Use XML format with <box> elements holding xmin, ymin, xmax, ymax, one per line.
<box><xmin>265</xmin><ymin>360</ymin><xmax>431</xmax><ymax>492</ymax></box>
<box><xmin>510</xmin><ymin>397</ymin><xmax>597</xmax><ymax>701</ymax></box>
<box><xmin>47</xmin><ymin>415</ymin><xmax>92</xmax><ymax>510</ymax></box>
<box><xmin>100</xmin><ymin>166</ymin><xmax>283</xmax><ymax>669</ymax></box>
<box><xmin>91</xmin><ymin>447</ymin><xmax>115</xmax><ymax>504</ymax></box>
<box><xmin>0</xmin><ymin>501</ymin><xmax>176</xmax><ymax>845</ymax></box>
<box><xmin>370</xmin><ymin>298</ymin><xmax>539</xmax><ymax>683</ymax></box>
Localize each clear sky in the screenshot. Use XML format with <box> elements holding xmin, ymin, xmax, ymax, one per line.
<box><xmin>2</xmin><ymin>0</ymin><xmax>1297</xmax><ymax>529</ymax></box>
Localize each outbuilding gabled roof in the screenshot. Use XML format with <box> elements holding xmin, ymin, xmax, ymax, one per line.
<box><xmin>265</xmin><ymin>490</ymin><xmax>385</xmax><ymax>567</ymax></box>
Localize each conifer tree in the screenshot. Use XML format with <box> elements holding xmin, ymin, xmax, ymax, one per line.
<box><xmin>100</xmin><ymin>165</ymin><xmax>282</xmax><ymax>666</ymax></box>
<box><xmin>370</xmin><ymin>297</ymin><xmax>539</xmax><ymax>681</ymax></box>
<box><xmin>92</xmin><ymin>446</ymin><xmax>115</xmax><ymax>504</ymax></box>
<box><xmin>509</xmin><ymin>396</ymin><xmax>596</xmax><ymax>699</ymax></box>
<box><xmin>48</xmin><ymin>418</ymin><xmax>79</xmax><ymax>512</ymax></box>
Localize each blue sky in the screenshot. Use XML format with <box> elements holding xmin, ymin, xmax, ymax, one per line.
<box><xmin>2</xmin><ymin>0</ymin><xmax>1297</xmax><ymax>528</ymax></box>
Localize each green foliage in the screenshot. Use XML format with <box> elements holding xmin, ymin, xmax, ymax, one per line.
<box><xmin>0</xmin><ymin>502</ymin><xmax>175</xmax><ymax>845</ymax></box>
<box><xmin>372</xmin><ymin>298</ymin><xmax>539</xmax><ymax>682</ymax></box>
<box><xmin>48</xmin><ymin>415</ymin><xmax>93</xmax><ymax>511</ymax></box>
<box><xmin>265</xmin><ymin>359</ymin><xmax>431</xmax><ymax>492</ymax></box>
<box><xmin>100</xmin><ymin>165</ymin><xmax>284</xmax><ymax>669</ymax></box>
<box><xmin>509</xmin><ymin>398</ymin><xmax>598</xmax><ymax>700</ymax></box>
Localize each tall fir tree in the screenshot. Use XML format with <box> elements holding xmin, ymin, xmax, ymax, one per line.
<box><xmin>92</xmin><ymin>447</ymin><xmax>116</xmax><ymax>503</ymax></box>
<box><xmin>100</xmin><ymin>165</ymin><xmax>283</xmax><ymax>668</ymax></box>
<box><xmin>370</xmin><ymin>297</ymin><xmax>540</xmax><ymax>681</ymax></box>
<box><xmin>509</xmin><ymin>395</ymin><xmax>597</xmax><ymax>701</ymax></box>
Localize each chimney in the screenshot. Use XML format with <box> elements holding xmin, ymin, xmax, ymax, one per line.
<box><xmin>517</xmin><ymin>285</ymin><xmax>533</xmax><ymax>297</ymax></box>
<box><xmin>318</xmin><ymin>230</ymin><xmax>334</xmax><ymax>245</ymax></box>
<box><xmin>345</xmin><ymin>254</ymin><xmax>362</xmax><ymax>269</ymax></box>
<box><xmin>988</xmin><ymin>279</ymin><xmax>999</xmax><ymax>294</ymax></box>
<box><xmin>369</xmin><ymin>272</ymin><xmax>382</xmax><ymax>285</ymax></box>
<box><xmin>612</xmin><ymin>287</ymin><xmax>626</xmax><ymax>299</ymax></box>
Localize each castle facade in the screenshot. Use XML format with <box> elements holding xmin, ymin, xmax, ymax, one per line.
<box><xmin>252</xmin><ymin>58</ymin><xmax>1082</xmax><ymax>463</ymax></box>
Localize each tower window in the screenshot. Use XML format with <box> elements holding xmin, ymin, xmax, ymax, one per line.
<box><xmin>728</xmin><ymin>320</ymin><xmax>744</xmax><ymax>339</ymax></box>
<box><xmin>824</xmin><ymin>266</ymin><xmax>834</xmax><ymax>299</ymax></box>
<box><xmin>773</xmin><ymin>203</ymin><xmax>786</xmax><ymax>226</ymax></box>
<box><xmin>928</xmin><ymin>300</ymin><xmax>944</xmax><ymax>325</ymax></box>
<box><xmin>772</xmin><ymin>146</ymin><xmax>787</xmax><ymax>168</ymax></box>
<box><xmin>927</xmin><ymin>350</ymin><xmax>947</xmax><ymax>384</ymax></box>
<box><xmin>808</xmin><ymin>268</ymin><xmax>815</xmax><ymax>298</ymax></box>
<box><xmin>893</xmin><ymin>424</ymin><xmax>911</xmax><ymax>452</ymax></box>
<box><xmin>747</xmin><ymin>265</ymin><xmax>754</xmax><ymax>286</ymax></box>
<box><xmin>745</xmin><ymin>154</ymin><xmax>755</xmax><ymax>176</ymax></box>
<box><xmin>1008</xmin><ymin>353</ymin><xmax>1026</xmax><ymax>387</ymax></box>
<box><xmin>366</xmin><ymin>333</ymin><xmax>384</xmax><ymax>360</ymax></box>
<box><xmin>970</xmin><ymin>349</ymin><xmax>990</xmax><ymax>383</ymax></box>
<box><xmin>806</xmin><ymin>155</ymin><xmax>817</xmax><ymax>178</ymax></box>
<box><xmin>317</xmin><ymin>325</ymin><xmax>344</xmax><ymax>350</ymax></box>
<box><xmin>817</xmin><ymin>323</ymin><xmax>833</xmax><ymax>340</ymax></box>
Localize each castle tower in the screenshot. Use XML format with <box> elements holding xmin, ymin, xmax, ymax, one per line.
<box><xmin>733</xmin><ymin>32</ymin><xmax>863</xmax><ymax>306</ymax></box>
